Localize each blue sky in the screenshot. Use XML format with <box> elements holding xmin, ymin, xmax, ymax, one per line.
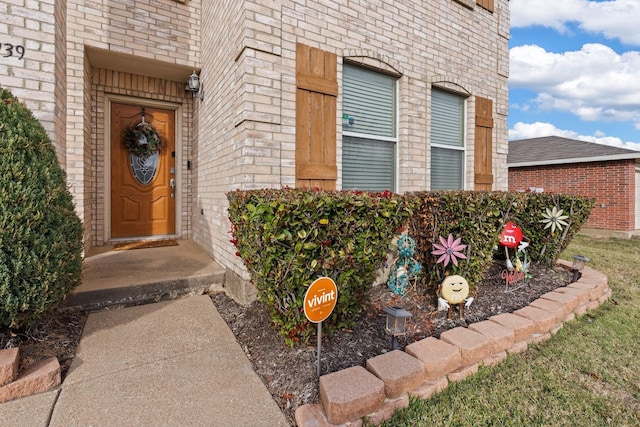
<box><xmin>508</xmin><ymin>0</ymin><xmax>640</xmax><ymax>151</ymax></box>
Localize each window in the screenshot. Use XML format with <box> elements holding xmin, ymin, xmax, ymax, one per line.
<box><xmin>342</xmin><ymin>64</ymin><xmax>397</xmax><ymax>191</ymax></box>
<box><xmin>431</xmin><ymin>89</ymin><xmax>465</xmax><ymax>190</ymax></box>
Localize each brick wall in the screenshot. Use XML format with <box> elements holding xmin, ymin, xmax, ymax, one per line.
<box><xmin>508</xmin><ymin>160</ymin><xmax>637</xmax><ymax>231</ymax></box>
<box><xmin>1</xmin><ymin>0</ymin><xmax>64</xmax><ymax>156</ymax></box>
<box><xmin>64</xmin><ymin>0</ymin><xmax>201</xmax><ymax>248</ymax></box>
<box><xmin>5</xmin><ymin>0</ymin><xmax>202</xmax><ymax>250</ymax></box>
<box><xmin>195</xmin><ymin>0</ymin><xmax>510</xmax><ymax>279</ymax></box>
<box><xmin>3</xmin><ymin>0</ymin><xmax>510</xmax><ymax>281</ymax></box>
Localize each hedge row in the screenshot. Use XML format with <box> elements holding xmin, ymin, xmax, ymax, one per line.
<box><xmin>228</xmin><ymin>189</ymin><xmax>594</xmax><ymax>347</ymax></box>
<box><xmin>409</xmin><ymin>191</ymin><xmax>595</xmax><ymax>293</ymax></box>
<box><xmin>227</xmin><ymin>188</ymin><xmax>418</xmax><ymax>346</ymax></box>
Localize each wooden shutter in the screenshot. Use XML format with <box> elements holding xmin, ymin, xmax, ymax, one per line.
<box><xmin>296</xmin><ymin>43</ymin><xmax>338</xmax><ymax>190</ymax></box>
<box><xmin>477</xmin><ymin>0</ymin><xmax>494</xmax><ymax>12</ymax></box>
<box><xmin>474</xmin><ymin>96</ymin><xmax>493</xmax><ymax>191</ymax></box>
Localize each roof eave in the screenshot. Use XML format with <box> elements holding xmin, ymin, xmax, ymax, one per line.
<box><xmin>508</xmin><ymin>153</ymin><xmax>640</xmax><ymax>168</ymax></box>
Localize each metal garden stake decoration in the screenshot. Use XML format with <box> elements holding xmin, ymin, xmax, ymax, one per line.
<box><xmin>388</xmin><ymin>233</ymin><xmax>422</xmax><ymax>297</ymax></box>
<box><xmin>432</xmin><ymin>234</ymin><xmax>474</xmax><ymax>318</ymax></box>
<box><xmin>498</xmin><ymin>222</ymin><xmax>530</xmax><ymax>291</ymax></box>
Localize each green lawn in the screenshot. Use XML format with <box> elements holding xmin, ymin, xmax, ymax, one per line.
<box><xmin>382</xmin><ymin>235</ymin><xmax>640</xmax><ymax>427</ymax></box>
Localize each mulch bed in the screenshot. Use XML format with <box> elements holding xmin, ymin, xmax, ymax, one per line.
<box><xmin>210</xmin><ymin>260</ymin><xmax>572</xmax><ymax>425</ymax></box>
<box><xmin>0</xmin><ymin>310</ymin><xmax>88</xmax><ymax>379</ymax></box>
<box><xmin>0</xmin><ymin>260</ymin><xmax>572</xmax><ymax>426</ymax></box>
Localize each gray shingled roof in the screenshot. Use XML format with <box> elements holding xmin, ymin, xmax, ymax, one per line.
<box><xmin>507</xmin><ymin>136</ymin><xmax>640</xmax><ymax>167</ymax></box>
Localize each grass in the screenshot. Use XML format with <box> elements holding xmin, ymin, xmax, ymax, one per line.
<box><xmin>382</xmin><ymin>235</ymin><xmax>640</xmax><ymax>427</ymax></box>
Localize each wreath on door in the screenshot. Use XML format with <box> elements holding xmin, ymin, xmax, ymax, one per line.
<box><xmin>122</xmin><ymin>121</ymin><xmax>163</xmax><ymax>157</ymax></box>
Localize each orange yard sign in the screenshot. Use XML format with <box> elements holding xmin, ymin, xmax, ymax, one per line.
<box><xmin>303</xmin><ymin>277</ymin><xmax>338</xmax><ymax>323</ymax></box>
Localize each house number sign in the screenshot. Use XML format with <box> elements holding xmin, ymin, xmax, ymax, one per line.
<box><xmin>1</xmin><ymin>43</ymin><xmax>26</xmax><ymax>60</ymax></box>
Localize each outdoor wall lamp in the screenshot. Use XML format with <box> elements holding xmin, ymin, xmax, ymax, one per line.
<box><xmin>186</xmin><ymin>71</ymin><xmax>203</xmax><ymax>100</ymax></box>
<box><xmin>383</xmin><ymin>306</ymin><xmax>412</xmax><ymax>350</ymax></box>
<box><xmin>571</xmin><ymin>254</ymin><xmax>589</xmax><ymax>283</ymax></box>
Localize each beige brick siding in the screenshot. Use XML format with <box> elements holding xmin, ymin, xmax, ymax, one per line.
<box><xmin>1</xmin><ymin>0</ymin><xmax>64</xmax><ymax>155</ymax></box>
<box><xmin>64</xmin><ymin>0</ymin><xmax>202</xmax><ymax>249</ymax></box>
<box><xmin>3</xmin><ymin>0</ymin><xmax>509</xmax><ymax>280</ymax></box>
<box><xmin>197</xmin><ymin>0</ymin><xmax>510</xmax><ymax>276</ymax></box>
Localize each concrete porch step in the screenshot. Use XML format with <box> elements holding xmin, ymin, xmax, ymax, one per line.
<box><xmin>64</xmin><ymin>240</ymin><xmax>226</xmax><ymax>310</ymax></box>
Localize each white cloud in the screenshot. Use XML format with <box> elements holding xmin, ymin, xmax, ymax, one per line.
<box><xmin>508</xmin><ymin>121</ymin><xmax>640</xmax><ymax>151</ymax></box>
<box><xmin>510</xmin><ymin>44</ymin><xmax>640</xmax><ymax>126</ymax></box>
<box><xmin>511</xmin><ymin>0</ymin><xmax>640</xmax><ymax>46</ymax></box>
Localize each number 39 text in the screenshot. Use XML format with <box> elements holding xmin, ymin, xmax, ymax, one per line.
<box><xmin>1</xmin><ymin>43</ymin><xmax>26</xmax><ymax>60</ymax></box>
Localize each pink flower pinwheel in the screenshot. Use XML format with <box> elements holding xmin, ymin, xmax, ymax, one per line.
<box><xmin>432</xmin><ymin>234</ymin><xmax>467</xmax><ymax>267</ymax></box>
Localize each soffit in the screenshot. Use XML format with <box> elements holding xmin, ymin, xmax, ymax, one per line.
<box><xmin>86</xmin><ymin>47</ymin><xmax>199</xmax><ymax>83</ymax></box>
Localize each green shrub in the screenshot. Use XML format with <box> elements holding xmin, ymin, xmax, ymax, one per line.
<box><xmin>408</xmin><ymin>191</ymin><xmax>511</xmax><ymax>293</ymax></box>
<box><xmin>509</xmin><ymin>192</ymin><xmax>595</xmax><ymax>266</ymax></box>
<box><xmin>228</xmin><ymin>188</ymin><xmax>593</xmax><ymax>345</ymax></box>
<box><xmin>0</xmin><ymin>88</ymin><xmax>84</xmax><ymax>329</ymax></box>
<box><xmin>227</xmin><ymin>188</ymin><xmax>417</xmax><ymax>346</ymax></box>
<box><xmin>408</xmin><ymin>191</ymin><xmax>594</xmax><ymax>293</ymax></box>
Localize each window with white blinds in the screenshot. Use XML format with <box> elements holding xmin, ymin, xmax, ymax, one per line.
<box><xmin>431</xmin><ymin>89</ymin><xmax>465</xmax><ymax>190</ymax></box>
<box><xmin>342</xmin><ymin>64</ymin><xmax>397</xmax><ymax>191</ymax></box>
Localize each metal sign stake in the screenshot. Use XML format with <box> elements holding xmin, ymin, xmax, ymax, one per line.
<box><xmin>317</xmin><ymin>322</ymin><xmax>322</xmax><ymax>376</ymax></box>
<box><xmin>303</xmin><ymin>277</ymin><xmax>338</xmax><ymax>378</ymax></box>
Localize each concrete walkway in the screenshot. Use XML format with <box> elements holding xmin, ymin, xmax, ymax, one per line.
<box><xmin>1</xmin><ymin>241</ymin><xmax>289</xmax><ymax>426</ymax></box>
<box><xmin>3</xmin><ymin>296</ymin><xmax>288</xmax><ymax>426</ymax></box>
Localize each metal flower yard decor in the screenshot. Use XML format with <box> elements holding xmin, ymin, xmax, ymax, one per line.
<box><xmin>431</xmin><ymin>234</ymin><xmax>467</xmax><ymax>267</ymax></box>
<box><xmin>431</xmin><ymin>234</ymin><xmax>473</xmax><ymax>318</ymax></box>
<box><xmin>541</xmin><ymin>206</ymin><xmax>569</xmax><ymax>236</ymax></box>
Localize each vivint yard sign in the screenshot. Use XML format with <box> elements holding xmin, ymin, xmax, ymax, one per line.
<box><xmin>304</xmin><ymin>277</ymin><xmax>337</xmax><ymax>323</ymax></box>
<box><xmin>304</xmin><ymin>277</ymin><xmax>337</xmax><ymax>376</ymax></box>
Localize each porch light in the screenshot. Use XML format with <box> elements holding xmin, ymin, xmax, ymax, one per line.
<box><xmin>383</xmin><ymin>306</ymin><xmax>412</xmax><ymax>350</ymax></box>
<box><xmin>186</xmin><ymin>71</ymin><xmax>203</xmax><ymax>99</ymax></box>
<box><xmin>571</xmin><ymin>254</ymin><xmax>589</xmax><ymax>283</ymax></box>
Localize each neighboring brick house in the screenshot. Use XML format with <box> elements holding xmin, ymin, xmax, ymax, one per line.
<box><xmin>508</xmin><ymin>136</ymin><xmax>640</xmax><ymax>234</ymax></box>
<box><xmin>3</xmin><ymin>0</ymin><xmax>510</xmax><ymax>300</ymax></box>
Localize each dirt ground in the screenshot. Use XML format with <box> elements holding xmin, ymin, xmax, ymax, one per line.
<box><xmin>0</xmin><ymin>261</ymin><xmax>572</xmax><ymax>426</ymax></box>
<box><xmin>0</xmin><ymin>309</ymin><xmax>88</xmax><ymax>379</ymax></box>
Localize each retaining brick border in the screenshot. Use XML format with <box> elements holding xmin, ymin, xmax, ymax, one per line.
<box><xmin>0</xmin><ymin>347</ymin><xmax>61</xmax><ymax>404</ymax></box>
<box><xmin>295</xmin><ymin>262</ymin><xmax>610</xmax><ymax>426</ymax></box>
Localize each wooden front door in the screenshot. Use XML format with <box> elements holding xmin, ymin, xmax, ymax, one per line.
<box><xmin>111</xmin><ymin>103</ymin><xmax>175</xmax><ymax>238</ymax></box>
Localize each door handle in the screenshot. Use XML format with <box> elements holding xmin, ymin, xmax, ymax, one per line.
<box><xmin>170</xmin><ymin>178</ymin><xmax>176</xmax><ymax>189</ymax></box>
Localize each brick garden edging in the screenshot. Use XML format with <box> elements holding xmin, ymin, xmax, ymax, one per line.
<box><xmin>0</xmin><ymin>347</ymin><xmax>61</xmax><ymax>404</ymax></box>
<box><xmin>295</xmin><ymin>261</ymin><xmax>611</xmax><ymax>426</ymax></box>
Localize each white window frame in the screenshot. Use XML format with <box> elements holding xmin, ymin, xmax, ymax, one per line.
<box><xmin>341</xmin><ymin>63</ymin><xmax>398</xmax><ymax>192</ymax></box>
<box><xmin>430</xmin><ymin>88</ymin><xmax>467</xmax><ymax>190</ymax></box>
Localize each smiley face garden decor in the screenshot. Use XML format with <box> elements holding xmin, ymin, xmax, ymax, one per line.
<box><xmin>437</xmin><ymin>275</ymin><xmax>473</xmax><ymax>319</ymax></box>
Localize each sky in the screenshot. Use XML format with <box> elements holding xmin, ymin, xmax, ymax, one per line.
<box><xmin>508</xmin><ymin>0</ymin><xmax>640</xmax><ymax>151</ymax></box>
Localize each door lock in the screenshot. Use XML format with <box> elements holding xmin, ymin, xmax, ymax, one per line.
<box><xmin>170</xmin><ymin>178</ymin><xmax>176</xmax><ymax>189</ymax></box>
